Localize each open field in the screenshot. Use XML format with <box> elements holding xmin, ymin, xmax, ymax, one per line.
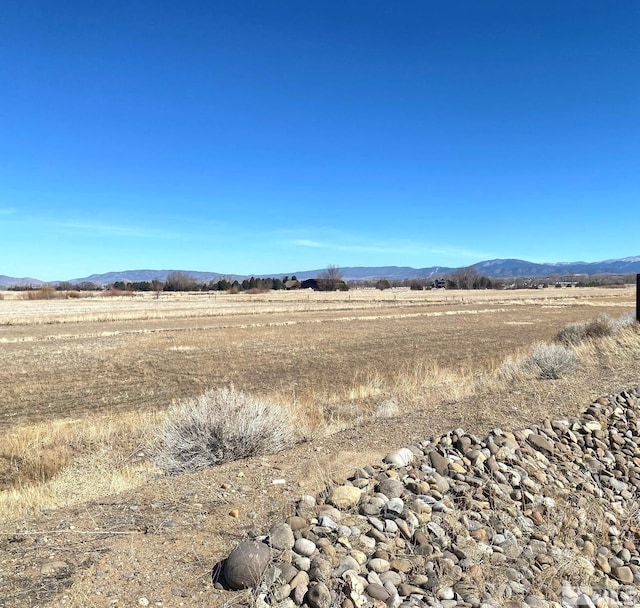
<box><xmin>1</xmin><ymin>286</ymin><xmax>639</xmax><ymax>606</ymax></box>
<box><xmin>0</xmin><ymin>286</ymin><xmax>634</xmax><ymax>431</ymax></box>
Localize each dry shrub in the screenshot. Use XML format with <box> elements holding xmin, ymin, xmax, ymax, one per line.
<box><xmin>101</xmin><ymin>288</ymin><xmax>134</xmax><ymax>297</ymax></box>
<box><xmin>374</xmin><ymin>398</ymin><xmax>400</xmax><ymax>419</ymax></box>
<box><xmin>555</xmin><ymin>315</ymin><xmax>616</xmax><ymax>346</ymax></box>
<box><xmin>154</xmin><ymin>386</ymin><xmax>295</xmax><ymax>474</ymax></box>
<box><xmin>612</xmin><ymin>311</ymin><xmax>637</xmax><ymax>330</ymax></box>
<box><xmin>527</xmin><ymin>343</ymin><xmax>578</xmax><ymax>379</ymax></box>
<box><xmin>496</xmin><ymin>356</ymin><xmax>530</xmax><ymax>383</ymax></box>
<box><xmin>26</xmin><ymin>286</ymin><xmax>61</xmax><ymax>300</ymax></box>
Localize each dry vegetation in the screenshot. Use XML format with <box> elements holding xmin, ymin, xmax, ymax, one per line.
<box><xmin>0</xmin><ymin>286</ymin><xmax>636</xmax><ymax>521</ymax></box>
<box><xmin>1</xmin><ymin>286</ymin><xmax>639</xmax><ymax>607</ymax></box>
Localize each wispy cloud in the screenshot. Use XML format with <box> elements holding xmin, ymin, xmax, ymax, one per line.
<box><xmin>53</xmin><ymin>221</ymin><xmax>185</xmax><ymax>240</ymax></box>
<box><xmin>289</xmin><ymin>234</ymin><xmax>492</xmax><ymax>261</ymax></box>
<box><xmin>292</xmin><ymin>239</ymin><xmax>325</xmax><ymax>248</ymax></box>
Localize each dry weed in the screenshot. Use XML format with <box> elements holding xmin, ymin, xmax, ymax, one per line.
<box><xmin>0</xmin><ymin>410</ymin><xmax>160</xmax><ymax>520</ymax></box>
<box><xmin>154</xmin><ymin>386</ymin><xmax>295</xmax><ymax>474</ymax></box>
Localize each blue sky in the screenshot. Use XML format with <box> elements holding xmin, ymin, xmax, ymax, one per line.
<box><xmin>1</xmin><ymin>1</ymin><xmax>638</xmax><ymax>280</ymax></box>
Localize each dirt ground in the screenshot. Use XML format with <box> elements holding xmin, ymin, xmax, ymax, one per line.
<box><xmin>0</xmin><ymin>287</ymin><xmax>637</xmax><ymax>607</ymax></box>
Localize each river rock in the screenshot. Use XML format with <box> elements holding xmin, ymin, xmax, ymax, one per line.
<box><xmin>222</xmin><ymin>541</ymin><xmax>271</xmax><ymax>590</ymax></box>
<box><xmin>306</xmin><ymin>582</ymin><xmax>332</xmax><ymax>608</ymax></box>
<box><xmin>329</xmin><ymin>486</ymin><xmax>362</xmax><ymax>509</ymax></box>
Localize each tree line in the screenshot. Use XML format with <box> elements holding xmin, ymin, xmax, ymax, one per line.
<box><xmin>6</xmin><ymin>267</ymin><xmax>634</xmax><ymax>293</ymax></box>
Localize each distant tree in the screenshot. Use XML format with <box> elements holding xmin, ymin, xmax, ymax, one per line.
<box><xmin>56</xmin><ymin>281</ymin><xmax>74</xmax><ymax>291</ymax></box>
<box><xmin>448</xmin><ymin>267</ymin><xmax>478</xmax><ymax>289</ymax></box>
<box><xmin>447</xmin><ymin>267</ymin><xmax>493</xmax><ymax>289</ymax></box>
<box><xmin>375</xmin><ymin>279</ymin><xmax>391</xmax><ymax>290</ymax></box>
<box><xmin>318</xmin><ymin>265</ymin><xmax>344</xmax><ymax>291</ymax></box>
<box><xmin>151</xmin><ymin>278</ymin><xmax>163</xmax><ymax>298</ymax></box>
<box><xmin>164</xmin><ymin>272</ymin><xmax>197</xmax><ymax>292</ymax></box>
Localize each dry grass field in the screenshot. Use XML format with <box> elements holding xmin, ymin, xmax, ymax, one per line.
<box><xmin>0</xmin><ymin>286</ymin><xmax>633</xmax><ymax>429</ymax></box>
<box><xmin>0</xmin><ymin>285</ymin><xmax>638</xmax><ymax>606</ymax></box>
<box><xmin>0</xmin><ymin>286</ymin><xmax>635</xmax><ymax>495</ymax></box>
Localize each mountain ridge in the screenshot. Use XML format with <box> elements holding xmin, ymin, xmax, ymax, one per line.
<box><xmin>1</xmin><ymin>256</ymin><xmax>639</xmax><ymax>287</ymax></box>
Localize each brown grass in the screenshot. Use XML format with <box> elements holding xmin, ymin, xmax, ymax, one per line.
<box><xmin>0</xmin><ymin>286</ymin><xmax>636</xmax><ymax>519</ymax></box>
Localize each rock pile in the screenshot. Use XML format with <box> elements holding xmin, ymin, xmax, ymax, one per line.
<box><xmin>216</xmin><ymin>387</ymin><xmax>640</xmax><ymax>607</ymax></box>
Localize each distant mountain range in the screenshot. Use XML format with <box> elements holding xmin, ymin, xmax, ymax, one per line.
<box><xmin>1</xmin><ymin>256</ymin><xmax>639</xmax><ymax>288</ymax></box>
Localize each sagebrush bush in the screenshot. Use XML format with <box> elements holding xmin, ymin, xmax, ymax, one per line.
<box><xmin>612</xmin><ymin>312</ymin><xmax>637</xmax><ymax>330</ymax></box>
<box><xmin>527</xmin><ymin>343</ymin><xmax>578</xmax><ymax>379</ymax></box>
<box><xmin>555</xmin><ymin>322</ymin><xmax>589</xmax><ymax>346</ymax></box>
<box><xmin>555</xmin><ymin>315</ymin><xmax>615</xmax><ymax>346</ymax></box>
<box><xmin>154</xmin><ymin>386</ymin><xmax>294</xmax><ymax>474</ymax></box>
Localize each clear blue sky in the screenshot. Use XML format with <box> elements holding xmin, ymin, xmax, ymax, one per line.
<box><xmin>1</xmin><ymin>1</ymin><xmax>638</xmax><ymax>280</ymax></box>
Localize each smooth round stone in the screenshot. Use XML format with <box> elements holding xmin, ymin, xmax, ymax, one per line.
<box><xmin>289</xmin><ymin>570</ymin><xmax>310</xmax><ymax>589</ymax></box>
<box><xmin>270</xmin><ymin>522</ymin><xmax>295</xmax><ymax>550</ymax></box>
<box><xmin>384</xmin><ymin>498</ymin><xmax>404</xmax><ymax>516</ymax></box>
<box><xmin>278</xmin><ymin>562</ymin><xmax>299</xmax><ymax>584</ymax></box>
<box><xmin>297</xmin><ymin>496</ymin><xmax>317</xmax><ymax>518</ymax></box>
<box><xmin>318</xmin><ymin>506</ymin><xmax>343</xmax><ymax>522</ymax></box>
<box><xmin>397</xmin><ymin>583</ymin><xmax>424</xmax><ymax>597</ymax></box>
<box><xmin>366</xmin><ymin>583</ymin><xmax>390</xmax><ymax>601</ymax></box>
<box><xmin>309</xmin><ymin>557</ymin><xmax>333</xmax><ymax>583</ymax></box>
<box><xmin>437</xmin><ymin>586</ymin><xmax>455</xmax><ymax>600</ymax></box>
<box><xmin>294</xmin><ymin>556</ymin><xmax>311</xmax><ymax>571</ymax></box>
<box><xmin>292</xmin><ymin>583</ymin><xmax>308</xmax><ymax>606</ymax></box>
<box><xmin>359</xmin><ymin>503</ymin><xmax>381</xmax><ymax>516</ymax></box>
<box><xmin>222</xmin><ymin>541</ymin><xmax>271</xmax><ymax>590</ymax></box>
<box><xmin>294</xmin><ymin>538</ymin><xmax>317</xmax><ymax>557</ymax></box>
<box><xmin>350</xmin><ymin>550</ymin><xmax>368</xmax><ymax>565</ymax></box>
<box><xmin>273</xmin><ymin>584</ymin><xmax>291</xmax><ymax>602</ymax></box>
<box><xmin>384</xmin><ymin>448</ymin><xmax>414</xmax><ymax>467</ymax></box>
<box><xmin>379</xmin><ymin>570</ymin><xmax>403</xmax><ymax>586</ymax></box>
<box><xmin>352</xmin><ymin>478</ymin><xmax>370</xmax><ymax>489</ymax></box>
<box><xmin>377</xmin><ymin>478</ymin><xmax>405</xmax><ymax>499</ymax></box>
<box><xmin>317</xmin><ymin>515</ymin><xmax>338</xmax><ymax>531</ymax></box>
<box><xmin>384</xmin><ymin>520</ymin><xmax>399</xmax><ymax>534</ymax></box>
<box><xmin>306</xmin><ymin>582</ymin><xmax>332</xmax><ymax>608</ymax></box>
<box><xmin>368</xmin><ymin>558</ymin><xmax>391</xmax><ymax>573</ymax></box>
<box><xmin>389</xmin><ymin>558</ymin><xmax>412</xmax><ymax>573</ymax></box>
<box><xmin>330</xmin><ymin>486</ymin><xmax>362</xmax><ymax>509</ymax></box>
<box><xmin>335</xmin><ymin>556</ymin><xmax>361</xmax><ymax>577</ymax></box>
<box><xmin>288</xmin><ymin>516</ymin><xmax>309</xmax><ymax>531</ymax></box>
<box><xmin>613</xmin><ymin>565</ymin><xmax>634</xmax><ymax>584</ymax></box>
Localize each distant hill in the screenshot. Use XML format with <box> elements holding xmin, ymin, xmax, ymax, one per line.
<box><xmin>1</xmin><ymin>256</ymin><xmax>639</xmax><ymax>288</ymax></box>
<box><xmin>77</xmin><ymin>269</ymin><xmax>228</xmax><ymax>284</ymax></box>
<box><xmin>0</xmin><ymin>275</ymin><xmax>45</xmax><ymax>288</ymax></box>
<box><xmin>286</xmin><ymin>266</ymin><xmax>454</xmax><ymax>281</ymax></box>
<box><xmin>472</xmin><ymin>257</ymin><xmax>640</xmax><ymax>278</ymax></box>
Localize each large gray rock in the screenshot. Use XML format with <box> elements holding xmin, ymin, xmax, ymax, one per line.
<box><xmin>377</xmin><ymin>477</ymin><xmax>404</xmax><ymax>499</ymax></box>
<box><xmin>222</xmin><ymin>541</ymin><xmax>271</xmax><ymax>590</ymax></box>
